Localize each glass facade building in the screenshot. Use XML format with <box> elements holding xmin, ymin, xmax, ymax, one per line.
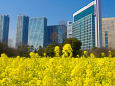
<box><xmin>72</xmin><ymin>0</ymin><xmax>102</xmax><ymax>49</ymax></box>
<box><xmin>16</xmin><ymin>15</ymin><xmax>29</xmax><ymax>48</ymax></box>
<box><xmin>46</xmin><ymin>25</ymin><xmax>67</xmax><ymax>46</ymax></box>
<box><xmin>0</xmin><ymin>15</ymin><xmax>9</xmax><ymax>45</ymax></box>
<box><xmin>28</xmin><ymin>17</ymin><xmax>47</xmax><ymax>49</ymax></box>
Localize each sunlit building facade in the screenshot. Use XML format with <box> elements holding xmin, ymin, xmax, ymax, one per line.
<box><xmin>28</xmin><ymin>17</ymin><xmax>47</xmax><ymax>49</ymax></box>
<box><xmin>46</xmin><ymin>25</ymin><xmax>67</xmax><ymax>46</ymax></box>
<box><xmin>0</xmin><ymin>15</ymin><xmax>9</xmax><ymax>45</ymax></box>
<box><xmin>72</xmin><ymin>0</ymin><xmax>102</xmax><ymax>49</ymax></box>
<box><xmin>67</xmin><ymin>21</ymin><xmax>72</xmax><ymax>38</ymax></box>
<box><xmin>16</xmin><ymin>15</ymin><xmax>29</xmax><ymax>48</ymax></box>
<box><xmin>102</xmin><ymin>17</ymin><xmax>115</xmax><ymax>49</ymax></box>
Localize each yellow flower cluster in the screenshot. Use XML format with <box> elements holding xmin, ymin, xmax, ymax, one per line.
<box><xmin>0</xmin><ymin>53</ymin><xmax>114</xmax><ymax>85</ymax></box>
<box><xmin>62</xmin><ymin>44</ymin><xmax>73</xmax><ymax>58</ymax></box>
<box><xmin>29</xmin><ymin>52</ymin><xmax>40</xmax><ymax>58</ymax></box>
<box><xmin>54</xmin><ymin>46</ymin><xmax>60</xmax><ymax>57</ymax></box>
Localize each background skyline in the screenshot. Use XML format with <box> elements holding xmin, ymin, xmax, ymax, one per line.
<box><xmin>0</xmin><ymin>0</ymin><xmax>115</xmax><ymax>47</ymax></box>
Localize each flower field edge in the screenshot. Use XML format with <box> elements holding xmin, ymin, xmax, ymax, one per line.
<box><xmin>0</xmin><ymin>54</ymin><xmax>115</xmax><ymax>86</ymax></box>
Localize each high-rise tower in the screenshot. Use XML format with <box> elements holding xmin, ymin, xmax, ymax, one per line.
<box><xmin>72</xmin><ymin>0</ymin><xmax>102</xmax><ymax>49</ymax></box>
<box><xmin>0</xmin><ymin>15</ymin><xmax>9</xmax><ymax>45</ymax></box>
<box><xmin>28</xmin><ymin>17</ymin><xmax>47</xmax><ymax>49</ymax></box>
<box><xmin>16</xmin><ymin>15</ymin><xmax>29</xmax><ymax>48</ymax></box>
<box><xmin>95</xmin><ymin>0</ymin><xmax>102</xmax><ymax>48</ymax></box>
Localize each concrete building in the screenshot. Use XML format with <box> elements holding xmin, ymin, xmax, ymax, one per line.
<box><xmin>0</xmin><ymin>15</ymin><xmax>9</xmax><ymax>45</ymax></box>
<box><xmin>72</xmin><ymin>0</ymin><xmax>102</xmax><ymax>49</ymax></box>
<box><xmin>16</xmin><ymin>15</ymin><xmax>29</xmax><ymax>48</ymax></box>
<box><xmin>67</xmin><ymin>21</ymin><xmax>72</xmax><ymax>38</ymax></box>
<box><xmin>102</xmin><ymin>17</ymin><xmax>115</xmax><ymax>49</ymax></box>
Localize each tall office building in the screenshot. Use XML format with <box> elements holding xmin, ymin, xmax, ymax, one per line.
<box><xmin>67</xmin><ymin>21</ymin><xmax>72</xmax><ymax>38</ymax></box>
<box><xmin>0</xmin><ymin>15</ymin><xmax>9</xmax><ymax>45</ymax></box>
<box><xmin>28</xmin><ymin>17</ymin><xmax>47</xmax><ymax>49</ymax></box>
<box><xmin>16</xmin><ymin>15</ymin><xmax>29</xmax><ymax>48</ymax></box>
<box><xmin>102</xmin><ymin>17</ymin><xmax>115</xmax><ymax>49</ymax></box>
<box><xmin>46</xmin><ymin>25</ymin><xmax>67</xmax><ymax>46</ymax></box>
<box><xmin>72</xmin><ymin>0</ymin><xmax>102</xmax><ymax>49</ymax></box>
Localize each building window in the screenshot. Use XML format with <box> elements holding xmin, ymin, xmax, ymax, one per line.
<box><xmin>105</xmin><ymin>31</ymin><xmax>108</xmax><ymax>47</ymax></box>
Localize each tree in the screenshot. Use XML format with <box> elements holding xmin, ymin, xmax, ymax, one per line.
<box><xmin>54</xmin><ymin>43</ymin><xmax>63</xmax><ymax>56</ymax></box>
<box><xmin>0</xmin><ymin>42</ymin><xmax>18</xmax><ymax>57</ymax></box>
<box><xmin>87</xmin><ymin>47</ymin><xmax>109</xmax><ymax>58</ymax></box>
<box><xmin>45</xmin><ymin>44</ymin><xmax>57</xmax><ymax>57</ymax></box>
<box><xmin>37</xmin><ymin>46</ymin><xmax>44</xmax><ymax>57</ymax></box>
<box><xmin>17</xmin><ymin>45</ymin><xmax>30</xmax><ymax>57</ymax></box>
<box><xmin>0</xmin><ymin>42</ymin><xmax>6</xmax><ymax>55</ymax></box>
<box><xmin>64</xmin><ymin>38</ymin><xmax>82</xmax><ymax>57</ymax></box>
<box><xmin>112</xmin><ymin>49</ymin><xmax>115</xmax><ymax>57</ymax></box>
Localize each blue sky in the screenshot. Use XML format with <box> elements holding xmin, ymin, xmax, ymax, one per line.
<box><xmin>0</xmin><ymin>0</ymin><xmax>115</xmax><ymax>44</ymax></box>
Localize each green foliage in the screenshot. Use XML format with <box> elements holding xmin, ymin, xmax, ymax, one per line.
<box><xmin>36</xmin><ymin>46</ymin><xmax>44</xmax><ymax>57</ymax></box>
<box><xmin>64</xmin><ymin>38</ymin><xmax>82</xmax><ymax>57</ymax></box>
<box><xmin>45</xmin><ymin>44</ymin><xmax>57</xmax><ymax>57</ymax></box>
<box><xmin>87</xmin><ymin>47</ymin><xmax>109</xmax><ymax>58</ymax></box>
<box><xmin>112</xmin><ymin>49</ymin><xmax>115</xmax><ymax>57</ymax></box>
<box><xmin>59</xmin><ymin>43</ymin><xmax>64</xmax><ymax>56</ymax></box>
<box><xmin>17</xmin><ymin>45</ymin><xmax>31</xmax><ymax>57</ymax></box>
<box><xmin>0</xmin><ymin>42</ymin><xmax>18</xmax><ymax>57</ymax></box>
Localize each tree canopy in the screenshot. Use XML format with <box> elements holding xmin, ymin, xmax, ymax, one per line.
<box><xmin>64</xmin><ymin>38</ymin><xmax>82</xmax><ymax>57</ymax></box>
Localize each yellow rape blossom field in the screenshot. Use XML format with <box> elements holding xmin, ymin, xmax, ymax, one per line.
<box><xmin>0</xmin><ymin>53</ymin><xmax>115</xmax><ymax>86</ymax></box>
